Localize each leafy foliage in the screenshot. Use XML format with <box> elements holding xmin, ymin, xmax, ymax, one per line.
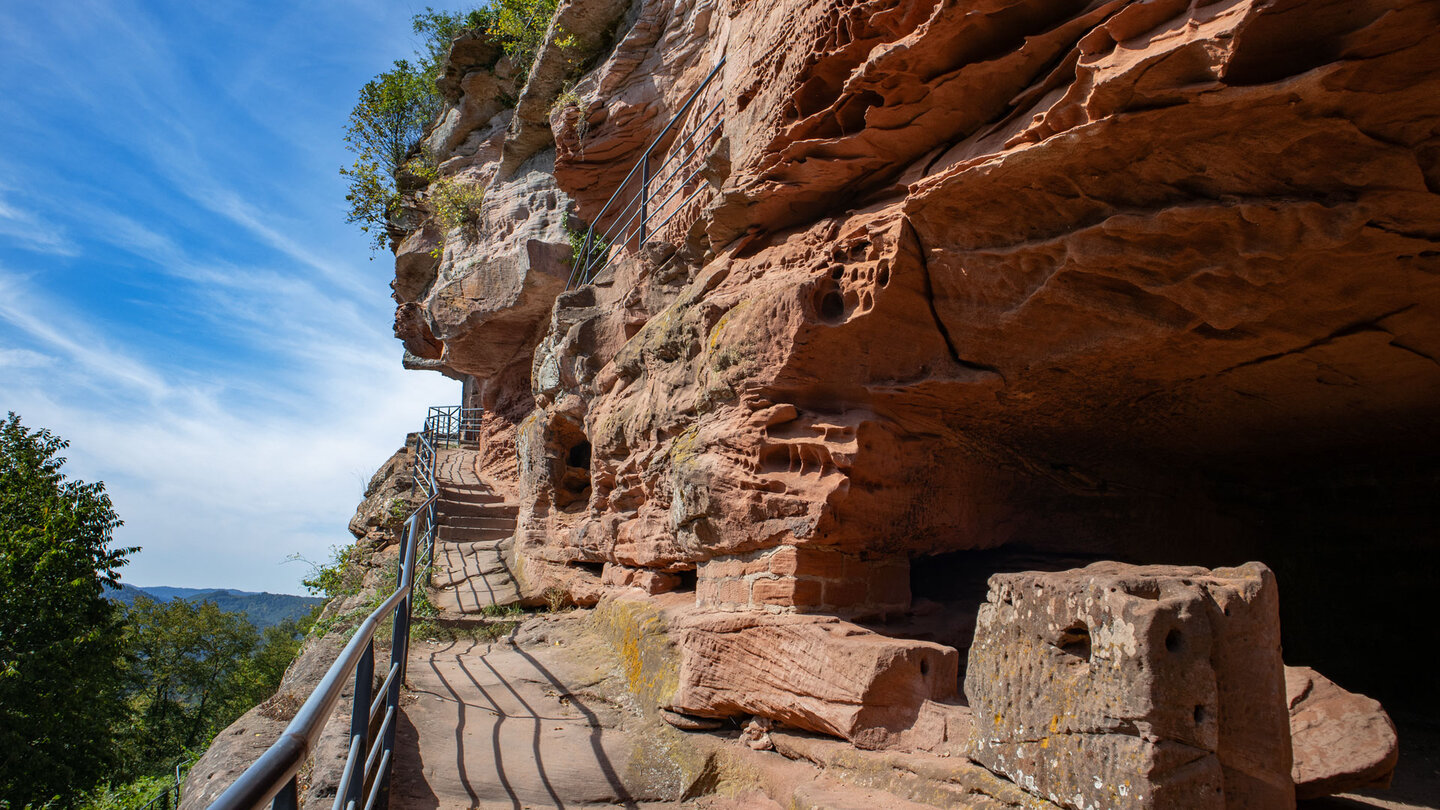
<box><xmin>0</xmin><ymin>413</ymin><xmax>132</xmax><ymax>808</ymax></box>
<box><xmin>340</xmin><ymin>59</ymin><xmax>439</xmax><ymax>251</ymax></box>
<box><xmin>475</xmin><ymin>0</ymin><xmax>559</xmax><ymax>77</ymax></box>
<box><xmin>294</xmin><ymin>543</ymin><xmax>365</xmax><ymax>600</ymax></box>
<box><xmin>77</xmin><ymin>775</ymin><xmax>175</xmax><ymax>810</ymax></box>
<box><xmin>564</xmin><ymin>218</ymin><xmax>608</xmax><ymax>279</ymax></box>
<box><xmin>107</xmin><ymin>597</ymin><xmax>309</xmax><ymax>790</ymax></box>
<box><xmin>117</xmin><ymin>597</ymin><xmax>258</xmax><ymax>772</ymax></box>
<box><xmin>410</xmin><ymin>155</ymin><xmax>486</xmax><ymax>237</ymax></box>
<box><xmin>0</xmin><ymin>415</ymin><xmax>312</xmax><ymax>808</ymax></box>
<box><xmin>341</xmin><ymin>3</ymin><xmax>562</xmax><ymax>251</ymax></box>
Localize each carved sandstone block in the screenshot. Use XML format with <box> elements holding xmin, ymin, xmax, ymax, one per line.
<box><xmin>965</xmin><ymin>562</ymin><xmax>1292</xmax><ymax>810</ymax></box>
<box><xmin>671</xmin><ymin>611</ymin><xmax>958</xmax><ymax>750</ymax></box>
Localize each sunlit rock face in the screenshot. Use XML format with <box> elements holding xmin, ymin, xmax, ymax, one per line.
<box><xmin>395</xmin><ymin>0</ymin><xmax>1440</xmax><ymax>765</ymax></box>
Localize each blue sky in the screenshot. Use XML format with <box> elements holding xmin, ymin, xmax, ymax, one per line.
<box><xmin>0</xmin><ymin>1</ymin><xmax>472</xmax><ymax>594</ymax></box>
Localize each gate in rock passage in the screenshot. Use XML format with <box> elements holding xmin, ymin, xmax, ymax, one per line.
<box><xmin>566</xmin><ymin>56</ymin><xmax>727</xmax><ymax>289</ymax></box>
<box><xmin>206</xmin><ymin>403</ymin><xmax>481</xmax><ymax>810</ymax></box>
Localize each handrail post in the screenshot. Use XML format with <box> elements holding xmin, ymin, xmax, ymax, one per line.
<box><xmin>580</xmin><ymin>228</ymin><xmax>594</xmax><ymax>285</ymax></box>
<box><xmin>639</xmin><ymin>158</ymin><xmax>648</xmax><ymax>244</ymax></box>
<box><xmin>345</xmin><ymin>642</ymin><xmax>375</xmax><ymax>810</ymax></box>
<box><xmin>273</xmin><ymin>778</ymin><xmax>299</xmax><ymax>810</ymax></box>
<box><xmin>376</xmin><ymin>511</ymin><xmax>420</xmax><ymax>810</ymax></box>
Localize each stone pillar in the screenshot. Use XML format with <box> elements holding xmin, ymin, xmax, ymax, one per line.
<box><xmin>965</xmin><ymin>561</ymin><xmax>1293</xmax><ymax>810</ymax></box>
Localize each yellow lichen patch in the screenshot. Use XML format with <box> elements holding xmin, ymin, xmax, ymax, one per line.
<box><xmin>592</xmin><ymin>597</ymin><xmax>680</xmax><ymax>708</ymax></box>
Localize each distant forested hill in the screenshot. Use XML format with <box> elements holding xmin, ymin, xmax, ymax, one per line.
<box><xmin>107</xmin><ymin>584</ymin><xmax>322</xmax><ymax>629</ymax></box>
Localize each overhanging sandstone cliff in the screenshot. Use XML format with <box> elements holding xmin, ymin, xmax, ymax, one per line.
<box><xmin>386</xmin><ymin>0</ymin><xmax>1437</xmax><ymax>803</ymax></box>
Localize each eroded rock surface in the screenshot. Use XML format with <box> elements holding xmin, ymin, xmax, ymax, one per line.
<box><xmin>347</xmin><ymin>439</ymin><xmax>423</xmax><ymax>545</ymax></box>
<box><xmin>965</xmin><ymin>562</ymin><xmax>1293</xmax><ymax>810</ymax></box>
<box><xmin>671</xmin><ymin>610</ymin><xmax>959</xmax><ymax>750</ymax></box>
<box><xmin>383</xmin><ymin>0</ymin><xmax>1436</xmax><ymax>798</ymax></box>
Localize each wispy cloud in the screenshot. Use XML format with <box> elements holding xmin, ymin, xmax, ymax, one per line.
<box><xmin>0</xmin><ymin>0</ymin><xmax>469</xmax><ymax>592</ymax></box>
<box><xmin>0</xmin><ymin>269</ymin><xmax>174</xmax><ymax>401</ymax></box>
<box><xmin>0</xmin><ymin>190</ymin><xmax>81</xmax><ymax>257</ymax></box>
<box><xmin>0</xmin><ymin>347</ymin><xmax>52</xmax><ymax>368</ymax></box>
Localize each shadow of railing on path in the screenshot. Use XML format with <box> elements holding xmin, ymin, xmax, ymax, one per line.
<box><xmin>508</xmin><ymin>634</ymin><xmax>639</xmax><ymax>809</ymax></box>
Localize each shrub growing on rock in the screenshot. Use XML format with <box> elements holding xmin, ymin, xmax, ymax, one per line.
<box><xmin>341</xmin><ymin>3</ymin><xmax>559</xmax><ymax>251</ymax></box>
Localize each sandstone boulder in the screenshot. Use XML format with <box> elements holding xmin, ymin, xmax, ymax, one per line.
<box><xmin>1286</xmin><ymin>665</ymin><xmax>1399</xmax><ymax>800</ymax></box>
<box><xmin>965</xmin><ymin>561</ymin><xmax>1293</xmax><ymax>810</ymax></box>
<box><xmin>347</xmin><ymin>441</ymin><xmax>422</xmax><ymax>546</ymax></box>
<box><xmin>670</xmin><ymin>610</ymin><xmax>959</xmax><ymax>750</ymax></box>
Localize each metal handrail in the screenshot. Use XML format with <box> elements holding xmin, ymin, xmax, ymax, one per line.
<box><xmin>209</xmin><ymin>492</ymin><xmax>431</xmax><ymax>810</ymax></box>
<box><xmin>567</xmin><ymin>56</ymin><xmax>726</xmax><ymax>289</ymax></box>
<box><xmin>139</xmin><ymin>759</ymin><xmax>191</xmax><ymax>810</ymax></box>
<box><xmin>207</xmin><ymin>400</ymin><xmax>481</xmax><ymax>810</ymax></box>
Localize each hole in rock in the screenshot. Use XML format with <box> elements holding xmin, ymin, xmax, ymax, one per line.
<box><xmin>880</xmin><ymin>548</ymin><xmax>1112</xmax><ymax>657</ymax></box>
<box><xmin>919</xmin><ymin>657</ymin><xmax>931</xmax><ymax>677</ymax></box>
<box><xmin>876</xmin><ymin>264</ymin><xmax>890</xmax><ymax>287</ymax></box>
<box><xmin>1194</xmin><ymin>704</ymin><xmax>1207</xmax><ymax>725</ymax></box>
<box><xmin>673</xmin><ymin>568</ymin><xmax>697</xmax><ymax>592</ymax></box>
<box><xmin>793</xmin><ymin>73</ymin><xmax>842</xmax><ymax>119</ymax></box>
<box><xmin>736</xmin><ymin>83</ymin><xmax>759</xmax><ymax>112</ymax></box>
<box><xmin>1123</xmin><ymin>582</ymin><xmax>1161</xmax><ymax>600</ymax></box>
<box><xmin>834</xmin><ymin>89</ymin><xmax>882</xmax><ymax>134</ymax></box>
<box><xmin>571</xmin><ymin>561</ymin><xmax>605</xmax><ymax>577</ymax></box>
<box><xmin>830</xmin><ymin>265</ymin><xmax>844</xmax><ymax>280</ymax></box>
<box><xmin>567</xmin><ymin>440</ymin><xmax>591</xmax><ymax>469</ymax></box>
<box><xmin>817</xmin><ymin>290</ymin><xmax>845</xmax><ymax>322</ymax></box>
<box><xmin>1055</xmin><ymin>622</ymin><xmax>1092</xmax><ymax>662</ymax></box>
<box><xmin>554</xmin><ymin>421</ymin><xmax>592</xmax><ymax>510</ymax></box>
<box><xmin>1165</xmin><ymin>629</ymin><xmax>1182</xmax><ymax>653</ymax></box>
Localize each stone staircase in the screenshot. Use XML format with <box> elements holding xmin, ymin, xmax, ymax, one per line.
<box><xmin>427</xmin><ymin>448</ymin><xmax>520</xmax><ymax>615</ymax></box>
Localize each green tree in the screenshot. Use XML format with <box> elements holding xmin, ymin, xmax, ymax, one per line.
<box><xmin>341</xmin><ymin>3</ymin><xmax>560</xmax><ymax>251</ymax></box>
<box><xmin>117</xmin><ymin>597</ymin><xmax>259</xmax><ymax>777</ymax></box>
<box><xmin>481</xmin><ymin>0</ymin><xmax>558</xmax><ymax>75</ymax></box>
<box><xmin>0</xmin><ymin>413</ymin><xmax>132</xmax><ymax>809</ymax></box>
<box><xmin>220</xmin><ymin>614</ymin><xmax>312</xmax><ymax>721</ymax></box>
<box><xmin>340</xmin><ymin>59</ymin><xmax>441</xmax><ymax>250</ymax></box>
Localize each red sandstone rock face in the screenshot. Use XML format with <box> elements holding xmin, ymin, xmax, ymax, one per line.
<box><xmin>508</xmin><ymin>0</ymin><xmax>1440</xmax><ymax>611</ymax></box>
<box><xmin>393</xmin><ymin>0</ymin><xmax>1436</xmax><ymax>770</ymax></box>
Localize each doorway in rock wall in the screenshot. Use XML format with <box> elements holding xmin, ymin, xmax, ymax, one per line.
<box><xmin>553</xmin><ymin>420</ymin><xmax>592</xmax><ymax>511</ymax></box>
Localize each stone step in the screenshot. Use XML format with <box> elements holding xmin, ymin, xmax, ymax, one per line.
<box><xmin>435</xmin><ymin>488</ymin><xmax>507</xmax><ymax>504</ymax></box>
<box><xmin>435</xmin><ymin>501</ymin><xmax>518</xmax><ymax>519</ymax></box>
<box><xmin>431</xmin><ymin>554</ymin><xmax>509</xmax><ymax>587</ymax></box>
<box><xmin>442</xmin><ymin>515</ymin><xmax>517</xmax><ymax>532</ymax></box>
<box><xmin>430</xmin><ymin>577</ymin><xmax>521</xmax><ymax>613</ymax></box>
<box><xmin>438</xmin><ymin>527</ymin><xmax>513</xmax><ymax>545</ymax></box>
<box><xmin>432</xmin><ymin>535</ymin><xmax>505</xmax><ymax>550</ymax></box>
<box><xmin>431</xmin><ymin>541</ymin><xmax>507</xmax><ymax>559</ymax></box>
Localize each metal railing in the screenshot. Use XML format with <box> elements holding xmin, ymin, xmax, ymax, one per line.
<box><xmin>415</xmin><ymin>405</ymin><xmax>481</xmax><ymax>578</ymax></box>
<box><xmin>207</xmin><ymin>402</ymin><xmax>479</xmax><ymax>810</ymax></box>
<box><xmin>424</xmin><ymin>405</ymin><xmax>483</xmax><ymax>446</ymax></box>
<box><xmin>567</xmin><ymin>56</ymin><xmax>727</xmax><ymax>289</ymax></box>
<box><xmin>139</xmin><ymin>760</ymin><xmax>191</xmax><ymax>810</ymax></box>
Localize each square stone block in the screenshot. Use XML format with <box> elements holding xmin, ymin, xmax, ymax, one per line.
<box><xmin>965</xmin><ymin>561</ymin><xmax>1293</xmax><ymax>810</ymax></box>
